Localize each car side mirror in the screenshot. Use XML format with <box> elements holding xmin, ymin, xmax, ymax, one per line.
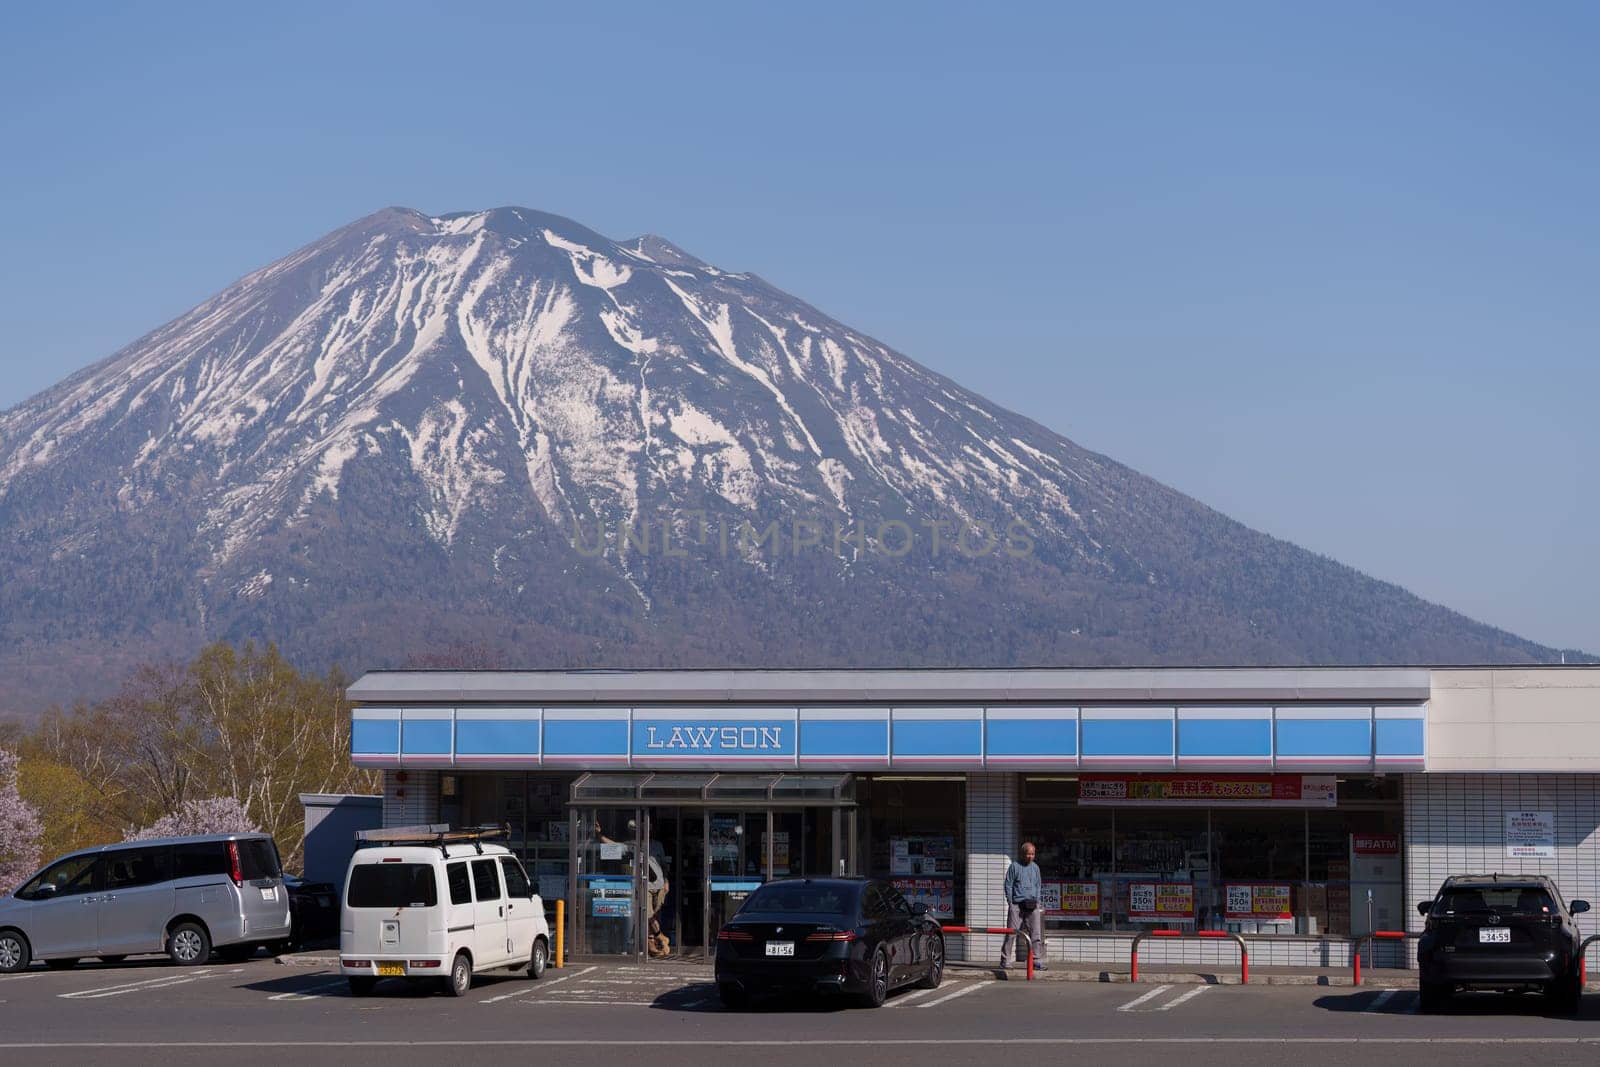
<box><xmin>1417</xmin><ymin>901</ymin><xmax>1431</xmax><ymax>915</ymax></box>
<box><xmin>1571</xmin><ymin>900</ymin><xmax>1591</xmax><ymax>915</ymax></box>
<box><xmin>909</xmin><ymin>902</ymin><xmax>929</xmax><ymax>917</ymax></box>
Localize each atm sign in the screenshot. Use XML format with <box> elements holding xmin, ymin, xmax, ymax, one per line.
<box><xmin>1352</xmin><ymin>835</ymin><xmax>1399</xmax><ymax>854</ymax></box>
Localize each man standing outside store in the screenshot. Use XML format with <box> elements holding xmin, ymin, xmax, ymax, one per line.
<box><xmin>1001</xmin><ymin>841</ymin><xmax>1047</xmax><ymax>970</ymax></box>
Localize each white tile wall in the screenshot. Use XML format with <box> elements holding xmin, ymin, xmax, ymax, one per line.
<box><xmin>965</xmin><ymin>772</ymin><xmax>1019</xmax><ymax>962</ymax></box>
<box><xmin>1404</xmin><ymin>772</ymin><xmax>1600</xmax><ymax>967</ymax></box>
<box><xmin>381</xmin><ymin>769</ymin><xmax>440</xmax><ymax>826</ymax></box>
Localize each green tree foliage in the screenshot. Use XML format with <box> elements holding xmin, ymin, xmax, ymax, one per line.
<box><xmin>17</xmin><ymin>642</ymin><xmax>376</xmax><ymax>871</ymax></box>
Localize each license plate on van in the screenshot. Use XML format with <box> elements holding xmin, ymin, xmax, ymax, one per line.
<box><xmin>765</xmin><ymin>942</ymin><xmax>795</xmax><ymax>957</ymax></box>
<box><xmin>1479</xmin><ymin>927</ymin><xmax>1511</xmax><ymax>944</ymax></box>
<box><xmin>377</xmin><ymin>962</ymin><xmax>405</xmax><ymax>977</ymax></box>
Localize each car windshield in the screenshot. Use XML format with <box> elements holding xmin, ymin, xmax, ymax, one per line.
<box><xmin>347</xmin><ymin>863</ymin><xmax>439</xmax><ymax>909</ymax></box>
<box><xmin>740</xmin><ymin>882</ymin><xmax>856</xmax><ymax>917</ymax></box>
<box><xmin>1435</xmin><ymin>886</ymin><xmax>1557</xmax><ymax>916</ymax></box>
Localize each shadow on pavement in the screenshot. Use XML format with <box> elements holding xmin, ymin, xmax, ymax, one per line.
<box><xmin>1315</xmin><ymin>987</ymin><xmax>1600</xmax><ymax>1019</ymax></box>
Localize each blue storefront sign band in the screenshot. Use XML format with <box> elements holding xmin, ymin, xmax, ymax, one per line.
<box><xmin>352</xmin><ymin>704</ymin><xmax>1426</xmax><ymax>770</ymax></box>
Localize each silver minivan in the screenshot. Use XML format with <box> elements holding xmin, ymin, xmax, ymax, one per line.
<box><xmin>0</xmin><ymin>833</ymin><xmax>292</xmax><ymax>972</ymax></box>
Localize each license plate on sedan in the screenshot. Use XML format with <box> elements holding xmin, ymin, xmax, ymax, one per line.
<box><xmin>1479</xmin><ymin>927</ymin><xmax>1511</xmax><ymax>944</ymax></box>
<box><xmin>765</xmin><ymin>942</ymin><xmax>795</xmax><ymax>957</ymax></box>
<box><xmin>376</xmin><ymin>962</ymin><xmax>405</xmax><ymax>977</ymax></box>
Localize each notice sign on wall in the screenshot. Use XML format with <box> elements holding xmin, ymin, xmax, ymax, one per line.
<box><xmin>1224</xmin><ymin>883</ymin><xmax>1293</xmax><ymax>920</ymax></box>
<box><xmin>1505</xmin><ymin>810</ymin><xmax>1556</xmax><ymax>858</ymax></box>
<box><xmin>1127</xmin><ymin>882</ymin><xmax>1195</xmax><ymax>922</ymax></box>
<box><xmin>1042</xmin><ymin>880</ymin><xmax>1101</xmax><ymax>920</ymax></box>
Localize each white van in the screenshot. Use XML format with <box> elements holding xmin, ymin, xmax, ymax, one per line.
<box><xmin>340</xmin><ymin>825</ymin><xmax>550</xmax><ymax>997</ymax></box>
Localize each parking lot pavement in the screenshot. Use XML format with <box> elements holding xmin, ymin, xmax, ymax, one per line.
<box><xmin>6</xmin><ymin>959</ymin><xmax>1600</xmax><ymax>1065</ymax></box>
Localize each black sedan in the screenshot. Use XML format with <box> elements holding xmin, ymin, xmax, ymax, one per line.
<box><xmin>714</xmin><ymin>877</ymin><xmax>945</xmax><ymax>1009</ymax></box>
<box><xmin>282</xmin><ymin>874</ymin><xmax>339</xmax><ymax>949</ymax></box>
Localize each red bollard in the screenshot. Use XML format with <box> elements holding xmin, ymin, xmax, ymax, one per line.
<box><xmin>1027</xmin><ymin>942</ymin><xmax>1035</xmax><ymax>981</ymax></box>
<box><xmin>1241</xmin><ymin>947</ymin><xmax>1248</xmax><ymax>985</ymax></box>
<box><xmin>1131</xmin><ymin>945</ymin><xmax>1139</xmax><ymax>983</ymax></box>
<box><xmin>1354</xmin><ymin>949</ymin><xmax>1362</xmax><ymax>988</ymax></box>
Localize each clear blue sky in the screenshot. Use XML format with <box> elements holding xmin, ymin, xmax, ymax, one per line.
<box><xmin>1</xmin><ymin>2</ymin><xmax>1595</xmax><ymax>653</ymax></box>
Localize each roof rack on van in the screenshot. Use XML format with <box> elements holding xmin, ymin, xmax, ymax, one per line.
<box><xmin>355</xmin><ymin>823</ymin><xmax>511</xmax><ymax>858</ymax></box>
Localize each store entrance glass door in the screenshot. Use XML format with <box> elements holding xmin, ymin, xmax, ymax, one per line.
<box><xmin>708</xmin><ymin>811</ymin><xmax>767</xmax><ymax>934</ymax></box>
<box><xmin>569</xmin><ymin>773</ymin><xmax>858</xmax><ymax>961</ymax></box>
<box><xmin>571</xmin><ymin>805</ymin><xmax>640</xmax><ymax>956</ymax></box>
<box><xmin>646</xmin><ymin>808</ymin><xmax>703</xmax><ymax>958</ymax></box>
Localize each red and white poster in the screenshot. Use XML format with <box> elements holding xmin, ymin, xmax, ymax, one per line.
<box><xmin>1224</xmin><ymin>882</ymin><xmax>1293</xmax><ymax>920</ymax></box>
<box><xmin>1078</xmin><ymin>774</ymin><xmax>1337</xmax><ymax>808</ymax></box>
<box><xmin>1042</xmin><ymin>880</ymin><xmax>1101</xmax><ymax>920</ymax></box>
<box><xmin>1127</xmin><ymin>881</ymin><xmax>1195</xmax><ymax>923</ymax></box>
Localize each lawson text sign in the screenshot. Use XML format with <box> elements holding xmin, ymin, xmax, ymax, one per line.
<box><xmin>632</xmin><ymin>715</ymin><xmax>797</xmax><ymax>763</ymax></box>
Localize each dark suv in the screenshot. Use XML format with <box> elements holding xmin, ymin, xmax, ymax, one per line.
<box><xmin>1417</xmin><ymin>874</ymin><xmax>1590</xmax><ymax>1013</ymax></box>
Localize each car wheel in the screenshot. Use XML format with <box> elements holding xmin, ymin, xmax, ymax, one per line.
<box><xmin>348</xmin><ymin>976</ymin><xmax>377</xmax><ymax>997</ymax></box>
<box><xmin>168</xmin><ymin>922</ymin><xmax>211</xmax><ymax>966</ymax></box>
<box><xmin>44</xmin><ymin>958</ymin><xmax>79</xmax><ymax>971</ymax></box>
<box><xmin>1418</xmin><ymin>981</ymin><xmax>1451</xmax><ymax>1014</ymax></box>
<box><xmin>98</xmin><ymin>955</ymin><xmax>127</xmax><ymax>964</ymax></box>
<box><xmin>718</xmin><ymin>982</ymin><xmax>749</xmax><ymax>1011</ymax></box>
<box><xmin>444</xmin><ymin>952</ymin><xmax>472</xmax><ymax>997</ymax></box>
<box><xmin>860</xmin><ymin>947</ymin><xmax>890</xmax><ymax>1008</ymax></box>
<box><xmin>0</xmin><ymin>930</ymin><xmax>31</xmax><ymax>973</ymax></box>
<box><xmin>529</xmin><ymin>938</ymin><xmax>548</xmax><ymax>979</ymax></box>
<box><xmin>1546</xmin><ymin>971</ymin><xmax>1582</xmax><ymax>1015</ymax></box>
<box><xmin>917</xmin><ymin>934</ymin><xmax>945</xmax><ymax>990</ymax></box>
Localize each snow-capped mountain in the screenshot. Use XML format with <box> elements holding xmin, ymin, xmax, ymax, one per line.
<box><xmin>0</xmin><ymin>207</ymin><xmax>1566</xmax><ymax>716</ymax></box>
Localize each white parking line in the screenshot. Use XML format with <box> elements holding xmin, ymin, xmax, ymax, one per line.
<box><xmin>1158</xmin><ymin>985</ymin><xmax>1210</xmax><ymax>1011</ymax></box>
<box><xmin>1363</xmin><ymin>988</ymin><xmax>1400</xmax><ymax>1012</ymax></box>
<box><xmin>1117</xmin><ymin>984</ymin><xmax>1173</xmax><ymax>1011</ymax></box>
<box><xmin>917</xmin><ymin>981</ymin><xmax>993</xmax><ymax>1008</ymax></box>
<box><xmin>59</xmin><ymin>968</ymin><xmax>243</xmax><ymax>999</ymax></box>
<box><xmin>480</xmin><ymin>966</ymin><xmax>596</xmax><ymax>1004</ymax></box>
<box><xmin>269</xmin><ymin>979</ymin><xmax>349</xmax><ymax>1002</ymax></box>
<box><xmin>885</xmin><ymin>987</ymin><xmax>940</xmax><ymax>1008</ymax></box>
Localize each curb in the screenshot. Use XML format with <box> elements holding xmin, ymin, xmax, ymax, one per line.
<box><xmin>948</xmin><ymin>963</ymin><xmax>1399</xmax><ymax>987</ymax></box>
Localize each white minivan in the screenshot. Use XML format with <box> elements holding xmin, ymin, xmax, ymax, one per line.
<box><xmin>340</xmin><ymin>825</ymin><xmax>550</xmax><ymax>997</ymax></box>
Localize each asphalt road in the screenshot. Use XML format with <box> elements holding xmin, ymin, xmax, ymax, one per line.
<box><xmin>4</xmin><ymin>957</ymin><xmax>1600</xmax><ymax>1066</ymax></box>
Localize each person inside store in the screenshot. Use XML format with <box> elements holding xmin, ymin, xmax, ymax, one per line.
<box><xmin>1001</xmin><ymin>840</ymin><xmax>1048</xmax><ymax>970</ymax></box>
<box><xmin>592</xmin><ymin>818</ymin><xmax>671</xmax><ymax>956</ymax></box>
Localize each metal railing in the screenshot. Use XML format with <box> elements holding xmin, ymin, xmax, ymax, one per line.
<box><xmin>1352</xmin><ymin>930</ymin><xmax>1417</xmax><ymax>986</ymax></box>
<box><xmin>1129</xmin><ymin>929</ymin><xmax>1248</xmax><ymax>984</ymax></box>
<box><xmin>1580</xmin><ymin>934</ymin><xmax>1600</xmax><ymax>986</ymax></box>
<box><xmin>941</xmin><ymin>925</ymin><xmax>1036</xmax><ymax>979</ymax></box>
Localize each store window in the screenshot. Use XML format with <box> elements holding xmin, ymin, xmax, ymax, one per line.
<box><xmin>443</xmin><ymin>771</ymin><xmax>575</xmax><ymax>902</ymax></box>
<box><xmin>1020</xmin><ymin>774</ymin><xmax>1402</xmax><ymax>935</ymax></box>
<box><xmin>859</xmin><ymin>776</ymin><xmax>964</xmax><ymax>923</ymax></box>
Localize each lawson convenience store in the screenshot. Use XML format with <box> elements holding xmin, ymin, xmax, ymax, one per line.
<box><xmin>347</xmin><ymin>666</ymin><xmax>1600</xmax><ymax>968</ymax></box>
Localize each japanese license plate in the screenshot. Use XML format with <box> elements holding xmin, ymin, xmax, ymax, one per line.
<box><xmin>376</xmin><ymin>962</ymin><xmax>405</xmax><ymax>977</ymax></box>
<box><xmin>1479</xmin><ymin>927</ymin><xmax>1511</xmax><ymax>944</ymax></box>
<box><xmin>765</xmin><ymin>941</ymin><xmax>795</xmax><ymax>957</ymax></box>
<box><xmin>260</xmin><ymin>886</ymin><xmax>277</xmax><ymax>901</ymax></box>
